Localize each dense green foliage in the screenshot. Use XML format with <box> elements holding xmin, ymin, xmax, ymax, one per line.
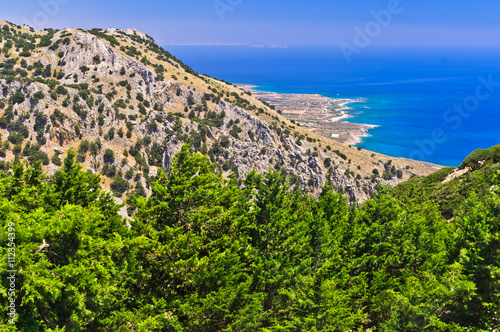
<box><xmin>1</xmin><ymin>145</ymin><xmax>499</xmax><ymax>331</ymax></box>
<box><xmin>390</xmin><ymin>144</ymin><xmax>500</xmax><ymax>220</ymax></box>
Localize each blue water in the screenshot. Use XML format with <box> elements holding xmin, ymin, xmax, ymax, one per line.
<box><xmin>166</xmin><ymin>45</ymin><xmax>500</xmax><ymax>166</ymax></box>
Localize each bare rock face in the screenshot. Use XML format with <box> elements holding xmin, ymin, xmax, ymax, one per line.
<box><xmin>0</xmin><ymin>23</ymin><xmax>434</xmax><ymax>209</ymax></box>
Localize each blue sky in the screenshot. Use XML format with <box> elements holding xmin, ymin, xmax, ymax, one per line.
<box><xmin>3</xmin><ymin>0</ymin><xmax>500</xmax><ymax>47</ymax></box>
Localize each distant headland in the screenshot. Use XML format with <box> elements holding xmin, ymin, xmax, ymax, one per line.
<box><xmin>237</xmin><ymin>85</ymin><xmax>377</xmax><ymax>145</ymax></box>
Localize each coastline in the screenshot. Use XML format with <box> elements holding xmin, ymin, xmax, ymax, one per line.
<box><xmin>238</xmin><ymin>84</ymin><xmax>377</xmax><ymax>146</ymax></box>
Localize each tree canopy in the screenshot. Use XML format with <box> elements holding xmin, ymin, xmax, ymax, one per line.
<box><xmin>1</xmin><ymin>144</ymin><xmax>499</xmax><ymax>331</ymax></box>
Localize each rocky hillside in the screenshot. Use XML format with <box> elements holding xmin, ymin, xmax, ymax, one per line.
<box><xmin>0</xmin><ymin>19</ymin><xmax>438</xmax><ymax>206</ymax></box>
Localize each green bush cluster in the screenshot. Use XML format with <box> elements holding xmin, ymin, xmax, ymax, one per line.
<box><xmin>0</xmin><ymin>145</ymin><xmax>499</xmax><ymax>331</ymax></box>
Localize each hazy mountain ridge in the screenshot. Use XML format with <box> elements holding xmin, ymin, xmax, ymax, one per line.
<box><xmin>0</xmin><ymin>19</ymin><xmax>437</xmax><ymax>205</ymax></box>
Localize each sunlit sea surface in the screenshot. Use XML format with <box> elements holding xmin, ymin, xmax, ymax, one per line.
<box><xmin>167</xmin><ymin>45</ymin><xmax>500</xmax><ymax>166</ymax></box>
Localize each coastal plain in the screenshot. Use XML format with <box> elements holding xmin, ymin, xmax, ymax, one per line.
<box><xmin>238</xmin><ymin>84</ymin><xmax>376</xmax><ymax>145</ymax></box>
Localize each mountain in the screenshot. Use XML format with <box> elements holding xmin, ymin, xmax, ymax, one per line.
<box><xmin>0</xmin><ymin>19</ymin><xmax>438</xmax><ymax>207</ymax></box>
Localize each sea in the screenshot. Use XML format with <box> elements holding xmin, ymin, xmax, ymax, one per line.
<box><xmin>165</xmin><ymin>45</ymin><xmax>500</xmax><ymax>166</ymax></box>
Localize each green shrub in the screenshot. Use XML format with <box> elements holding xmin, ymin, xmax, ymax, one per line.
<box><xmin>110</xmin><ymin>175</ymin><xmax>129</xmax><ymax>197</ymax></box>
<box><xmin>51</xmin><ymin>153</ymin><xmax>62</xmax><ymax>166</ymax></box>
<box><xmin>12</xmin><ymin>91</ymin><xmax>25</xmax><ymax>104</ymax></box>
<box><xmin>31</xmin><ymin>91</ymin><xmax>44</xmax><ymax>102</ymax></box>
<box><xmin>104</xmin><ymin>148</ymin><xmax>115</xmax><ymax>163</ymax></box>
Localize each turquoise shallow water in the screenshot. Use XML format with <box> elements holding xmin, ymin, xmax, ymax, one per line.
<box><xmin>166</xmin><ymin>45</ymin><xmax>500</xmax><ymax>166</ymax></box>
